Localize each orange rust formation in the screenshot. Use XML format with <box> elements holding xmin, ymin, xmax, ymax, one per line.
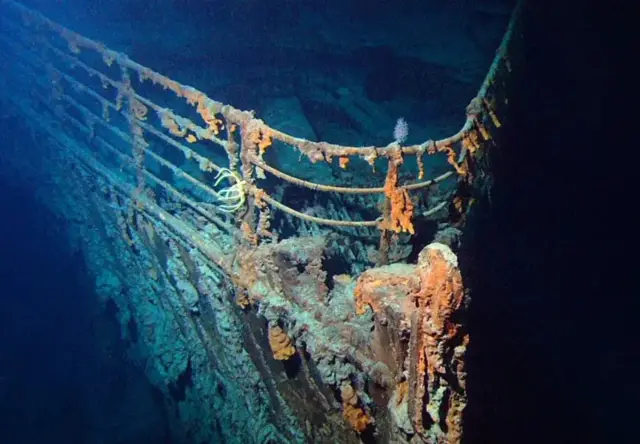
<box><xmin>379</xmin><ymin>159</ymin><xmax>415</xmax><ymax>235</ymax></box>
<box><xmin>354</xmin><ymin>266</ymin><xmax>420</xmax><ymax>317</ymax></box>
<box><xmin>340</xmin><ymin>383</ymin><xmax>373</xmax><ymax>433</ymax></box>
<box><xmin>355</xmin><ymin>243</ymin><xmax>469</xmax><ymax>443</ymax></box>
<box><xmin>268</xmin><ymin>325</ymin><xmax>296</xmax><ymax>361</ymax></box>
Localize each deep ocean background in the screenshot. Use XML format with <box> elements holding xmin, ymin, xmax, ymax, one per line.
<box><xmin>1</xmin><ymin>1</ymin><xmax>635</xmax><ymax>443</ymax></box>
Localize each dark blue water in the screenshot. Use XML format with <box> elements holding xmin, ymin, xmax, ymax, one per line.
<box><xmin>0</xmin><ymin>176</ymin><xmax>170</xmax><ymax>443</ymax></box>
<box><xmin>0</xmin><ymin>179</ymin><xmax>94</xmax><ymax>442</ymax></box>
<box><xmin>465</xmin><ymin>2</ymin><xmax>635</xmax><ymax>443</ymax></box>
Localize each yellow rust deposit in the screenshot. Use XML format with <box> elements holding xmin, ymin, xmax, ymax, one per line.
<box><xmin>268</xmin><ymin>325</ymin><xmax>296</xmax><ymax>361</ymax></box>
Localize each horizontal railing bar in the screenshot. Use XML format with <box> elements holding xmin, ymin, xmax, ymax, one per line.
<box><xmin>1</xmin><ymin>38</ymin><xmax>235</xmax><ymax>212</ymax></box>
<box><xmin>248</xmin><ymin>153</ymin><xmax>454</xmax><ymax>194</ymax></box>
<box><xmin>4</xmin><ymin>87</ymin><xmax>236</xmax><ymax>275</ymax></box>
